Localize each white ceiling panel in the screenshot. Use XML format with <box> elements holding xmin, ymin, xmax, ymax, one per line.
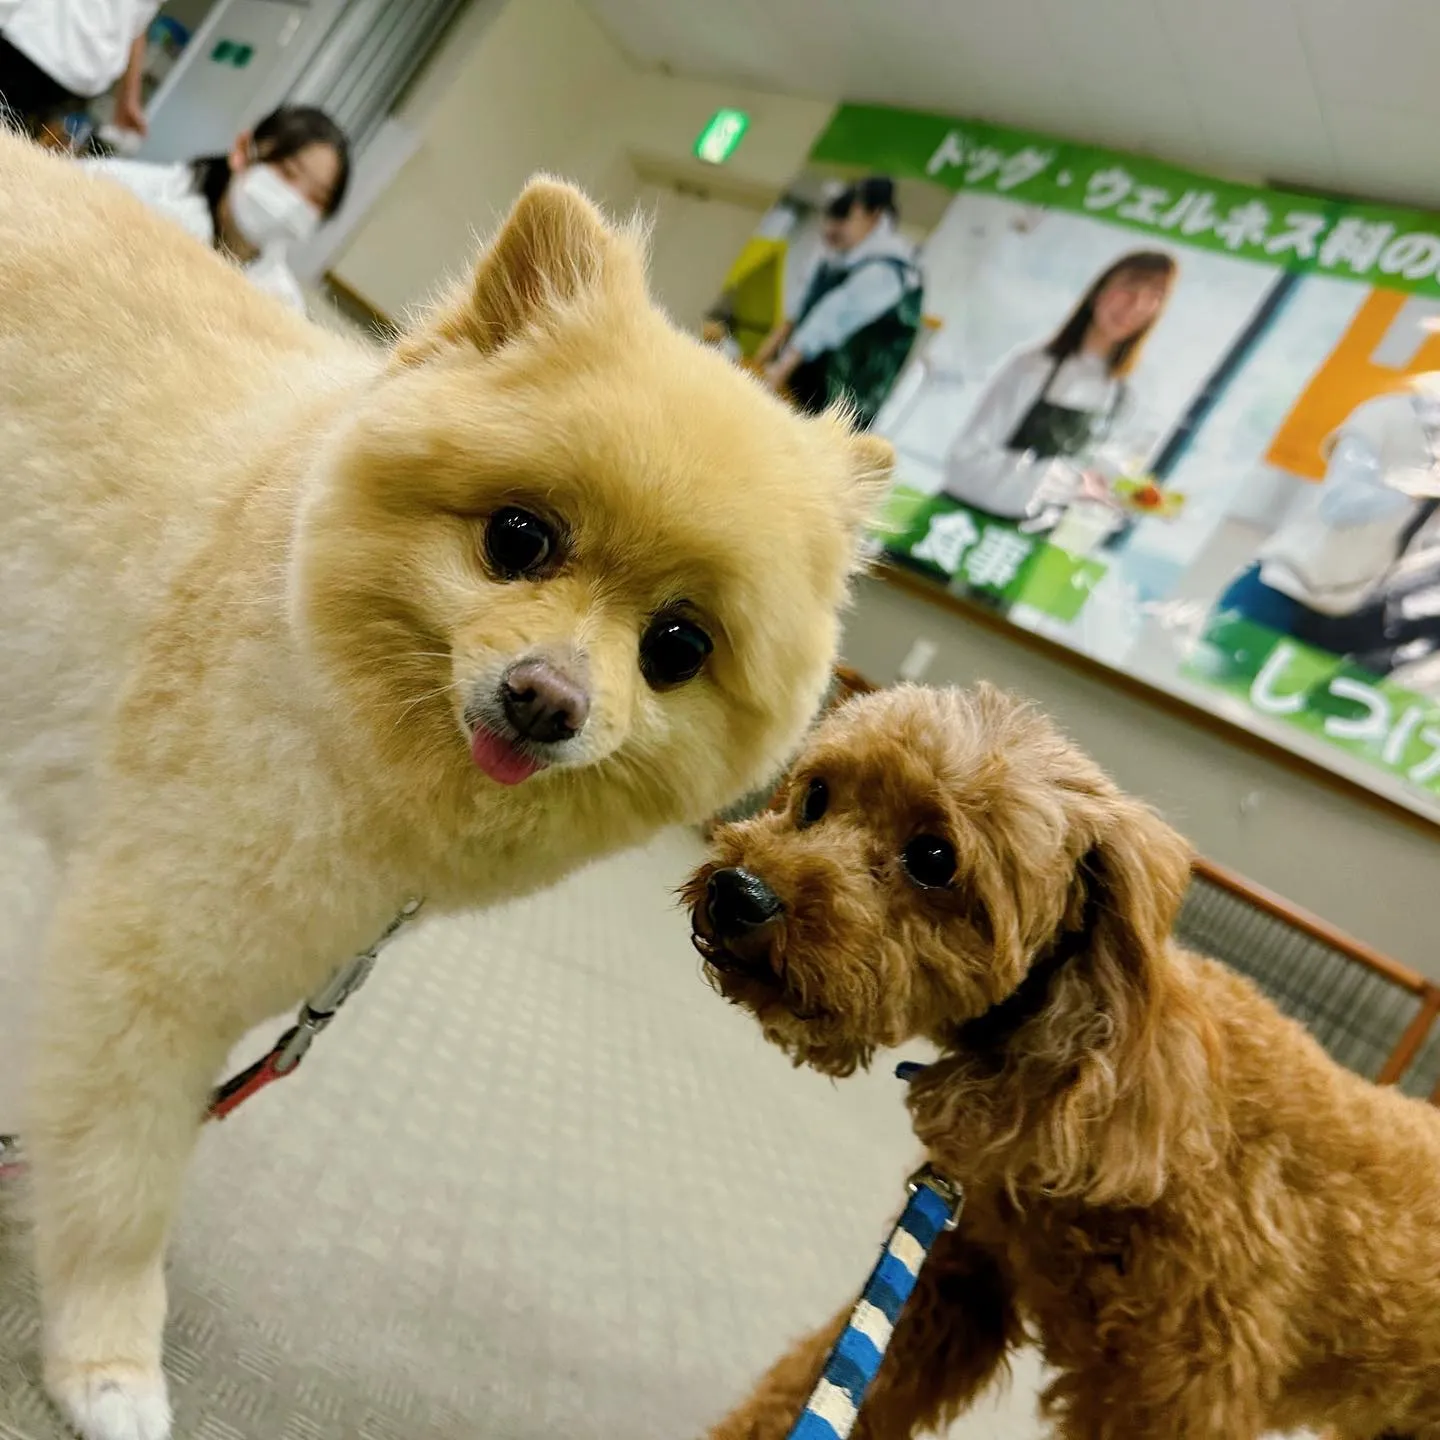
<box><xmin>1152</xmin><ymin>0</ymin><xmax>1332</xmax><ymax>180</ymax></box>
<box><xmin>1326</xmin><ymin>100</ymin><xmax>1440</xmax><ymax>210</ymax></box>
<box><xmin>582</xmin><ymin>0</ymin><xmax>1440</xmax><ymax>211</ymax></box>
<box><xmin>1298</xmin><ymin>0</ymin><xmax>1440</xmax><ymax>116</ymax></box>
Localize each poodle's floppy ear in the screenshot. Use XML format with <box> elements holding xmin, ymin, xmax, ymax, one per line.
<box><xmin>1045</xmin><ymin>794</ymin><xmax>1207</xmax><ymax>1203</ymax></box>
<box><xmin>393</xmin><ymin>177</ymin><xmax>645</xmax><ymax>365</ymax></box>
<box><xmin>928</xmin><ymin>778</ymin><xmax>1211</xmax><ymax>1206</ymax></box>
<box><xmin>1082</xmin><ymin>795</ymin><xmax>1193</xmax><ymax>970</ymax></box>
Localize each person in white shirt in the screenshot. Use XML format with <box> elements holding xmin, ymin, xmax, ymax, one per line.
<box><xmin>757</xmin><ymin>176</ymin><xmax>924</xmax><ymax>430</ymax></box>
<box><xmin>942</xmin><ymin>250</ymin><xmax>1176</xmax><ymax>523</ymax></box>
<box><xmin>1213</xmin><ymin>384</ymin><xmax>1440</xmax><ymax>671</ymax></box>
<box><xmin>83</xmin><ymin>104</ymin><xmax>351</xmax><ymax>314</ymax></box>
<box><xmin>0</xmin><ymin>0</ymin><xmax>153</xmax><ymax>144</ymax></box>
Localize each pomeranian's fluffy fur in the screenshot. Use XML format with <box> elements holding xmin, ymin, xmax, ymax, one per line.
<box><xmin>0</xmin><ymin>131</ymin><xmax>891</xmax><ymax>1440</ymax></box>
<box><xmin>688</xmin><ymin>684</ymin><xmax>1440</xmax><ymax>1439</ymax></box>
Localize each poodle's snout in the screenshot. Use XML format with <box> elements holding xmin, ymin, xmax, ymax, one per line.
<box><xmin>706</xmin><ymin>867</ymin><xmax>783</xmax><ymax>939</ymax></box>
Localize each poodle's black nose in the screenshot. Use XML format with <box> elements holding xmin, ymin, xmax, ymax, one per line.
<box><xmin>706</xmin><ymin>867</ymin><xmax>783</xmax><ymax>937</ymax></box>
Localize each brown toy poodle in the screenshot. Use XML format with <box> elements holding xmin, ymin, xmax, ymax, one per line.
<box><xmin>684</xmin><ymin>683</ymin><xmax>1440</xmax><ymax>1440</ymax></box>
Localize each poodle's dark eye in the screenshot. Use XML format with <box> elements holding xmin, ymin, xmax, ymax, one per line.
<box><xmin>902</xmin><ymin>834</ymin><xmax>956</xmax><ymax>889</ymax></box>
<box><xmin>484</xmin><ymin>507</ymin><xmax>556</xmax><ymax>579</ymax></box>
<box><xmin>640</xmin><ymin>612</ymin><xmax>712</xmax><ymax>689</ymax></box>
<box><xmin>797</xmin><ymin>777</ymin><xmax>829</xmax><ymax>828</ymax></box>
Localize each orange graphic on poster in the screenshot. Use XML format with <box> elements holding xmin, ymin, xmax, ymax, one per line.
<box><xmin>1265</xmin><ymin>288</ymin><xmax>1440</xmax><ymax>480</ymax></box>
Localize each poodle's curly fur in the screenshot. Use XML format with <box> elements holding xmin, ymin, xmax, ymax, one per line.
<box><xmin>684</xmin><ymin>683</ymin><xmax>1440</xmax><ymax>1440</ymax></box>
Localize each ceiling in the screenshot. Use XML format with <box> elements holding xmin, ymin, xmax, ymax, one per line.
<box><xmin>582</xmin><ymin>0</ymin><xmax>1440</xmax><ymax>212</ymax></box>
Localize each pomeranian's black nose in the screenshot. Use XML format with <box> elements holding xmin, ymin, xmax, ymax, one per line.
<box><xmin>707</xmin><ymin>867</ymin><xmax>783</xmax><ymax>937</ymax></box>
<box><xmin>501</xmin><ymin>659</ymin><xmax>590</xmax><ymax>744</ymax></box>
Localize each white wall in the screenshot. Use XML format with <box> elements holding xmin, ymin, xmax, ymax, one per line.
<box><xmin>841</xmin><ymin>574</ymin><xmax>1440</xmax><ymax>977</ymax></box>
<box><xmin>330</xmin><ymin>0</ymin><xmax>628</xmax><ymax>316</ymax></box>
<box><xmin>633</xmin><ymin>183</ymin><xmax>767</xmax><ymax>332</ymax></box>
<box><xmin>330</xmin><ymin>0</ymin><xmax>831</xmax><ymax>320</ymax></box>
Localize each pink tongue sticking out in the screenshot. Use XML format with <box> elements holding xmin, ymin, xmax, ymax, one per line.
<box><xmin>470</xmin><ymin>726</ymin><xmax>544</xmax><ymax>785</ymax></box>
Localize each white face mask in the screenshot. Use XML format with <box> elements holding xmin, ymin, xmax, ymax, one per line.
<box><xmin>228</xmin><ymin>163</ymin><xmax>321</xmax><ymax>250</ymax></box>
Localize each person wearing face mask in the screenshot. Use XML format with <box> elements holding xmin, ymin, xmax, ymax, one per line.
<box><xmin>81</xmin><ymin>104</ymin><xmax>350</xmax><ymax>313</ymax></box>
<box><xmin>941</xmin><ymin>250</ymin><xmax>1176</xmax><ymax>525</ymax></box>
<box><xmin>755</xmin><ymin>176</ymin><xmax>924</xmax><ymax>430</ymax></box>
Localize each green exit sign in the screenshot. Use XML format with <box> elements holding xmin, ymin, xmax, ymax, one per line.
<box><xmin>694</xmin><ymin>108</ymin><xmax>749</xmax><ymax>165</ymax></box>
<box><xmin>210</xmin><ymin>38</ymin><xmax>255</xmax><ymax>68</ymax></box>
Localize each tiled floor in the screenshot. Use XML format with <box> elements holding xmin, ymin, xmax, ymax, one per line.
<box><xmin>0</xmin><ymin>804</ymin><xmax>1054</xmax><ymax>1438</ymax></box>
<box><xmin>0</xmin><ymin>803</ymin><xmax>1318</xmax><ymax>1438</ymax></box>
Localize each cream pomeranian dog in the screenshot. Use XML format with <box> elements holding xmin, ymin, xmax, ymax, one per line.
<box><xmin>0</xmin><ymin>132</ymin><xmax>892</xmax><ymax>1440</ymax></box>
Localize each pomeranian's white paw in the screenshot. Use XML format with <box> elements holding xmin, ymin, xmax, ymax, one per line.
<box><xmin>48</xmin><ymin>1364</ymin><xmax>172</xmax><ymax>1440</ymax></box>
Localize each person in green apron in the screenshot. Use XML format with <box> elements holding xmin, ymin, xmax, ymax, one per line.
<box><xmin>757</xmin><ymin>176</ymin><xmax>924</xmax><ymax>430</ymax></box>
<box><xmin>941</xmin><ymin>250</ymin><xmax>1176</xmax><ymax>525</ymax></box>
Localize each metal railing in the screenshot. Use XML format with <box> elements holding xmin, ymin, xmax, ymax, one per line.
<box><xmin>1175</xmin><ymin>856</ymin><xmax>1440</xmax><ymax>1100</ymax></box>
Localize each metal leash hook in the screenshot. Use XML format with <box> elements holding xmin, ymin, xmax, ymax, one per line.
<box><xmin>209</xmin><ymin>898</ymin><xmax>423</xmax><ymax>1118</ymax></box>
<box><xmin>0</xmin><ymin>899</ymin><xmax>424</xmax><ymax>1171</ymax></box>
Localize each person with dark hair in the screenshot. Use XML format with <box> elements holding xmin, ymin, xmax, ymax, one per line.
<box><xmin>942</xmin><ymin>250</ymin><xmax>1176</xmax><ymax>523</ymax></box>
<box><xmin>0</xmin><ymin>0</ymin><xmax>153</xmax><ymax>147</ymax></box>
<box><xmin>755</xmin><ymin>174</ymin><xmax>923</xmax><ymax>429</ymax></box>
<box><xmin>81</xmin><ymin>105</ymin><xmax>351</xmax><ymax>312</ymax></box>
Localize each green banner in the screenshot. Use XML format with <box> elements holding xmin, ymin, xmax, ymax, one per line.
<box><xmin>1189</xmin><ymin>617</ymin><xmax>1440</xmax><ymax>795</ymax></box>
<box><xmin>811</xmin><ymin>104</ymin><xmax>1440</xmax><ymax>296</ymax></box>
<box><xmin>884</xmin><ymin>492</ymin><xmax>1106</xmax><ymax>624</ymax></box>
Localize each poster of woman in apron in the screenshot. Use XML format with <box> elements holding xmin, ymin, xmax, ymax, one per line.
<box><xmin>940</xmin><ymin>250</ymin><xmax>1177</xmax><ymax>527</ymax></box>
<box><xmin>1211</xmin><ymin>384</ymin><xmax>1440</xmax><ymax>680</ymax></box>
<box><xmin>756</xmin><ymin>176</ymin><xmax>924</xmax><ymax>431</ymax></box>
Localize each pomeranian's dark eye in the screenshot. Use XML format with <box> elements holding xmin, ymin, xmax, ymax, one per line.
<box><xmin>902</xmin><ymin>834</ymin><xmax>957</xmax><ymax>889</ymax></box>
<box><xmin>640</xmin><ymin>612</ymin><xmax>712</xmax><ymax>688</ymax></box>
<box><xmin>797</xmin><ymin>777</ymin><xmax>829</xmax><ymax>828</ymax></box>
<box><xmin>484</xmin><ymin>507</ymin><xmax>556</xmax><ymax>579</ymax></box>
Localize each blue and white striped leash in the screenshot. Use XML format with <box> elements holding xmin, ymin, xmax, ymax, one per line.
<box><xmin>783</xmin><ymin>893</ymin><xmax>1106</xmax><ymax>1439</ymax></box>
<box><xmin>785</xmin><ymin>1061</ymin><xmax>961</xmax><ymax>1440</ymax></box>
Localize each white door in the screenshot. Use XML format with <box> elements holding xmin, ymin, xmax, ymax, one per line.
<box><xmin>142</xmin><ymin>0</ymin><xmax>348</xmax><ymax>164</ymax></box>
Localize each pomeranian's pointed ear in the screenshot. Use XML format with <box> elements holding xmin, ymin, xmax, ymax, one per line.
<box><xmin>1085</xmin><ymin>798</ymin><xmax>1193</xmax><ymax>970</ymax></box>
<box><xmin>393</xmin><ymin>177</ymin><xmax>643</xmax><ymax>365</ymax></box>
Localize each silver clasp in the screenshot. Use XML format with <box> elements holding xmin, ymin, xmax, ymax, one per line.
<box><xmin>271</xmin><ymin>899</ymin><xmax>423</xmax><ymax>1075</ymax></box>
<box><xmin>906</xmin><ymin>1162</ymin><xmax>964</xmax><ymax>1230</ymax></box>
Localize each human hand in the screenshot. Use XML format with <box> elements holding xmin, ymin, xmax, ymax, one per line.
<box><xmin>1027</xmin><ymin>461</ymin><xmax>1083</xmax><ymax>515</ymax></box>
<box><xmin>112</xmin><ymin>91</ymin><xmax>148</xmax><ymax>138</ymax></box>
<box><xmin>763</xmin><ymin>349</ymin><xmax>802</xmax><ymax>393</ymax></box>
<box><xmin>1076</xmin><ymin>470</ymin><xmax>1122</xmax><ymax>506</ymax></box>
